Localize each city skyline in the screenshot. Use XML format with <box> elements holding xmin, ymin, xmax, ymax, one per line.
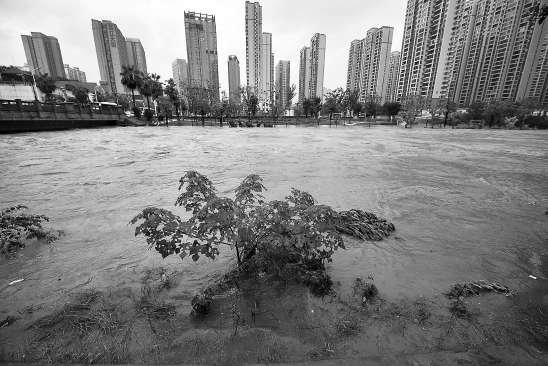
<box><xmin>0</xmin><ymin>0</ymin><xmax>406</xmax><ymax>95</ymax></box>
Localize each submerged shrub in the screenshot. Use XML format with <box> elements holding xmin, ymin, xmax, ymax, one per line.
<box><xmin>449</xmin><ymin>298</ymin><xmax>471</xmax><ymax>319</ymax></box>
<box><xmin>130</xmin><ymin>172</ymin><xmax>395</xmax><ymax>297</ymax></box>
<box><xmin>1</xmin><ymin>205</ymin><xmax>62</xmax><ymax>257</ymax></box>
<box><xmin>353</xmin><ymin>277</ymin><xmax>379</xmax><ymax>305</ymax></box>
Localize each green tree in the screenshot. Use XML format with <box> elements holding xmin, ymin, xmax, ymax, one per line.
<box><xmin>187</xmin><ymin>87</ymin><xmax>212</xmax><ymax>126</ymax></box>
<box><xmin>401</xmin><ymin>94</ymin><xmax>426</xmax><ymax>128</ymax></box>
<box><xmin>227</xmin><ymin>99</ymin><xmax>241</xmax><ymax>118</ymax></box>
<box><xmin>241</xmin><ymin>87</ymin><xmax>258</xmax><ymax>122</ymax></box>
<box><xmin>150</xmin><ymin>73</ymin><xmax>163</xmax><ymax>101</ymax></box>
<box><xmin>382</xmin><ymin>102</ymin><xmax>401</xmax><ymax>122</ymax></box>
<box><xmin>212</xmin><ymin>99</ymin><xmax>229</xmax><ymax>125</ymax></box>
<box><xmin>442</xmin><ymin>99</ymin><xmax>457</xmax><ymax>128</ymax></box>
<box><xmin>303</xmin><ymin>99</ymin><xmax>312</xmax><ymax>118</ymax></box>
<box><xmin>322</xmin><ymin>88</ymin><xmax>345</xmax><ymax>125</ymax></box>
<box><xmin>310</xmin><ymin>97</ymin><xmax>322</xmax><ymax>120</ymax></box>
<box><xmin>468</xmin><ymin>101</ymin><xmax>485</xmax><ymax>121</ymax></box>
<box><xmin>483</xmin><ymin>100</ymin><xmax>517</xmax><ymax>128</ymax></box>
<box><xmin>156</xmin><ymin>96</ymin><xmax>173</xmax><ymax>122</ymax></box>
<box><xmin>285</xmin><ymin>84</ymin><xmax>296</xmax><ymax>115</ymax></box>
<box><xmin>345</xmin><ymin>89</ymin><xmax>362</xmax><ymax>118</ymax></box>
<box><xmin>120</xmin><ymin>65</ymin><xmax>143</xmax><ymax>109</ymax></box>
<box><xmin>65</xmin><ymin>84</ymin><xmax>90</xmax><ymax>105</ymax></box>
<box><xmin>164</xmin><ymin>78</ymin><xmax>181</xmax><ymax>119</ymax></box>
<box><xmin>364</xmin><ymin>95</ymin><xmax>380</xmax><ymax>120</ymax></box>
<box><xmin>117</xmin><ymin>94</ymin><xmax>131</xmax><ymax>111</ymax></box>
<box><xmin>138</xmin><ymin>75</ymin><xmax>154</xmax><ymax>112</ymax></box>
<box><xmin>35</xmin><ymin>74</ymin><xmax>57</xmax><ymax>101</ymax></box>
<box><xmin>138</xmin><ymin>73</ymin><xmax>163</xmax><ymax>118</ymax></box>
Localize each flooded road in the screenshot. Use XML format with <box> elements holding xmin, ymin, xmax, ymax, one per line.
<box><xmin>1</xmin><ymin>126</ymin><xmax>547</xmax><ymax>313</ymax></box>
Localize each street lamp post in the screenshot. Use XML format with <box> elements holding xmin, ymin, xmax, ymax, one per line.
<box><xmin>29</xmin><ymin>66</ymin><xmax>41</xmax><ymax>102</ymax></box>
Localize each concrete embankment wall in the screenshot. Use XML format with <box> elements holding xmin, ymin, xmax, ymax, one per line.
<box><xmin>0</xmin><ymin>118</ymin><xmax>118</xmax><ymax>133</ymax></box>
<box><xmin>0</xmin><ymin>100</ymin><xmax>123</xmax><ymax>133</ymax></box>
<box><xmin>0</xmin><ymin>84</ymin><xmax>43</xmax><ymax>101</ymax></box>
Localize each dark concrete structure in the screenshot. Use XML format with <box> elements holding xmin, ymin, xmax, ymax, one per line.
<box><xmin>0</xmin><ymin>100</ymin><xmax>124</xmax><ymax>133</ymax></box>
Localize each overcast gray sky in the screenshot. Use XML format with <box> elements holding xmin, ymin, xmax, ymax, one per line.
<box><xmin>0</xmin><ymin>0</ymin><xmax>406</xmax><ymax>93</ymax></box>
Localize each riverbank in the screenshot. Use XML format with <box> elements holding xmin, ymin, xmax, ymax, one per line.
<box><xmin>1</xmin><ymin>266</ymin><xmax>546</xmax><ymax>364</ymax></box>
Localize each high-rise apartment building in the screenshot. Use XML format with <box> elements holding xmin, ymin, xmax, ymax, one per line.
<box><xmin>171</xmin><ymin>58</ymin><xmax>188</xmax><ymax>96</ymax></box>
<box><xmin>184</xmin><ymin>11</ymin><xmax>220</xmax><ymax>101</ymax></box>
<box><xmin>245</xmin><ymin>1</ymin><xmax>262</xmax><ymax>95</ymax></box>
<box><xmin>92</xmin><ymin>19</ymin><xmax>129</xmax><ymax>94</ymax></box>
<box><xmin>429</xmin><ymin>0</ymin><xmax>545</xmax><ymax>106</ymax></box>
<box><xmin>21</xmin><ymin>32</ymin><xmax>66</xmax><ymax>78</ymax></box>
<box><xmin>275</xmin><ymin>60</ymin><xmax>291</xmax><ymax>109</ymax></box>
<box><xmin>298</xmin><ymin>46</ymin><xmax>311</xmax><ymax>103</ymax></box>
<box><xmin>309</xmin><ymin>33</ymin><xmax>326</xmax><ymax>99</ymax></box>
<box><xmin>431</xmin><ymin>0</ymin><xmax>475</xmax><ymax>101</ymax></box>
<box><xmin>517</xmin><ymin>0</ymin><xmax>548</xmax><ymax>106</ymax></box>
<box><xmin>64</xmin><ymin>64</ymin><xmax>87</xmax><ymax>82</ymax></box>
<box><xmin>385</xmin><ymin>51</ymin><xmax>401</xmax><ymax>102</ymax></box>
<box><xmin>126</xmin><ymin>38</ymin><xmax>147</xmax><ymax>74</ymax></box>
<box><xmin>398</xmin><ymin>0</ymin><xmax>451</xmax><ymax>101</ymax></box>
<box><xmin>399</xmin><ymin>0</ymin><xmax>546</xmax><ymax>107</ymax></box>
<box><xmin>228</xmin><ymin>55</ymin><xmax>241</xmax><ymax>102</ymax></box>
<box><xmin>470</xmin><ymin>0</ymin><xmax>540</xmax><ymax>103</ymax></box>
<box><xmin>346</xmin><ymin>39</ymin><xmax>364</xmax><ymax>93</ymax></box>
<box><xmin>358</xmin><ymin>27</ymin><xmax>393</xmax><ymax>103</ymax></box>
<box><xmin>260</xmin><ymin>32</ymin><xmax>274</xmax><ymax>105</ymax></box>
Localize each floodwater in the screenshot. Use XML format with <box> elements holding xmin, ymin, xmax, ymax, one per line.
<box><xmin>1</xmin><ymin>126</ymin><xmax>547</xmax><ymax>333</ymax></box>
<box><xmin>1</xmin><ymin>126</ymin><xmax>547</xmax><ymax>306</ymax></box>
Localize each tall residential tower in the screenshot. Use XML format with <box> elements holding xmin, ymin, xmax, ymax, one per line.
<box><xmin>171</xmin><ymin>58</ymin><xmax>188</xmax><ymax>96</ymax></box>
<box><xmin>358</xmin><ymin>26</ymin><xmax>393</xmax><ymax>103</ymax></box>
<box><xmin>21</xmin><ymin>32</ymin><xmax>66</xmax><ymax>78</ymax></box>
<box><xmin>385</xmin><ymin>51</ymin><xmax>401</xmax><ymax>102</ymax></box>
<box><xmin>275</xmin><ymin>60</ymin><xmax>291</xmax><ymax>109</ymax></box>
<box><xmin>184</xmin><ymin>11</ymin><xmax>220</xmax><ymax>101</ymax></box>
<box><xmin>298</xmin><ymin>46</ymin><xmax>311</xmax><ymax>103</ymax></box>
<box><xmin>309</xmin><ymin>33</ymin><xmax>326</xmax><ymax>99</ymax></box>
<box><xmin>397</xmin><ymin>0</ymin><xmax>451</xmax><ymax>101</ymax></box>
<box><xmin>245</xmin><ymin>1</ymin><xmax>262</xmax><ymax>95</ymax></box>
<box><xmin>260</xmin><ymin>32</ymin><xmax>274</xmax><ymax>106</ymax></box>
<box><xmin>228</xmin><ymin>55</ymin><xmax>241</xmax><ymax>102</ymax></box>
<box><xmin>126</xmin><ymin>38</ymin><xmax>147</xmax><ymax>74</ymax></box>
<box><xmin>346</xmin><ymin>39</ymin><xmax>364</xmax><ymax>93</ymax></box>
<box><xmin>91</xmin><ymin>19</ymin><xmax>129</xmax><ymax>94</ymax></box>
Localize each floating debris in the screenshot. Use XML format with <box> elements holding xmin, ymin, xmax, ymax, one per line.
<box><xmin>446</xmin><ymin>280</ymin><xmax>510</xmax><ymax>299</ymax></box>
<box><xmin>336</xmin><ymin>209</ymin><xmax>395</xmax><ymax>241</ymax></box>
<box><xmin>191</xmin><ymin>293</ymin><xmax>212</xmax><ymax>316</ymax></box>
<box><xmin>0</xmin><ymin>315</ymin><xmax>19</xmax><ymax>328</ymax></box>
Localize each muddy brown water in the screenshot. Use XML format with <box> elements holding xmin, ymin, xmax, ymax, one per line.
<box><xmin>1</xmin><ymin>126</ymin><xmax>547</xmax><ymax>363</ymax></box>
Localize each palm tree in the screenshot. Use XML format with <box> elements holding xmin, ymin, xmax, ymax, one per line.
<box><xmin>120</xmin><ymin>66</ymin><xmax>143</xmax><ymax>109</ymax></box>
<box><xmin>138</xmin><ymin>75</ymin><xmax>153</xmax><ymax>111</ymax></box>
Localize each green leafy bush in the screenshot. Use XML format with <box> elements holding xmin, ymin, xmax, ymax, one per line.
<box><xmin>523</xmin><ymin>115</ymin><xmax>548</xmax><ymax>129</ymax></box>
<box><xmin>1</xmin><ymin>205</ymin><xmax>62</xmax><ymax>256</ymax></box>
<box><xmin>131</xmin><ymin>172</ymin><xmax>395</xmax><ymax>296</ymax></box>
